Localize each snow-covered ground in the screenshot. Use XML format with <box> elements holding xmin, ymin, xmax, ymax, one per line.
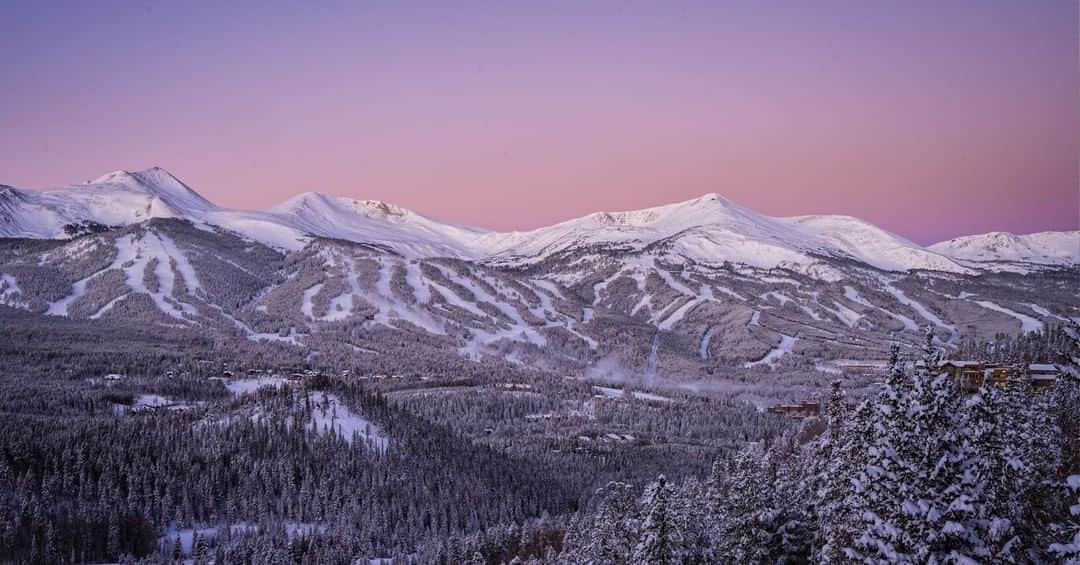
<box><xmin>305</xmin><ymin>391</ymin><xmax>389</xmax><ymax>452</ymax></box>
<box><xmin>47</xmin><ymin>231</ymin><xmax>201</xmax><ymax>320</ymax></box>
<box><xmin>844</xmin><ymin>285</ymin><xmax>918</xmax><ymax>331</ymax></box>
<box><xmin>134</xmin><ymin>393</ymin><xmax>171</xmax><ymax>409</ymax></box>
<box><xmin>974</xmin><ymin>300</ymin><xmax>1045</xmax><ymax>333</ymax></box>
<box><xmin>744</xmin><ymin>335</ymin><xmax>797</xmax><ymax>368</ymax></box>
<box><xmin>223</xmin><ymin>375</ymin><xmax>295</xmax><ymax>396</ymax></box>
<box><xmin>300</xmin><ymin>283</ymin><xmax>323</xmax><ymax>319</ymax></box>
<box><xmin>113</xmin><ymin>394</ymin><xmax>201</xmax><ymax>415</ymax></box>
<box><xmin>699</xmin><ymin>326</ymin><xmax>717</xmax><ymax>360</ymax></box>
<box><xmin>593</xmin><ymin>385</ymin><xmax>672</xmax><ymax>403</ymax></box>
<box><xmin>814</xmin><ymin>361</ymin><xmax>843</xmax><ymax>375</ymax></box>
<box><xmin>160</xmin><ymin>521</ymin><xmax>326</xmax><ymax>556</ymax></box>
<box><xmin>0</xmin><ymin>273</ymin><xmax>26</xmax><ymax>308</ymax></box>
<box><xmin>823</xmin><ymin>299</ymin><xmax>862</xmax><ymax>328</ymax></box>
<box><xmin>930</xmin><ymin>230</ymin><xmax>1080</xmax><ymax>267</ymax></box>
<box><xmin>1028</xmin><ymin>303</ymin><xmax>1069</xmax><ymax>322</ymax></box>
<box><xmin>884</xmin><ymin>284</ymin><xmax>957</xmax><ymax>341</ymax></box>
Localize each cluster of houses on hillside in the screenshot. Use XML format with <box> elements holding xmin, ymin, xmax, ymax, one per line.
<box><xmin>937</xmin><ymin>360</ymin><xmax>1060</xmax><ymax>392</ymax></box>
<box><xmin>769</xmin><ymin>360</ymin><xmax>1065</xmax><ymax>420</ymax></box>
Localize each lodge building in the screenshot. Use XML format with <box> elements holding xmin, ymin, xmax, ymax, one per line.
<box><xmin>767</xmin><ymin>361</ymin><xmax>1063</xmax><ymax>420</ymax></box>
<box><xmin>937</xmin><ymin>360</ymin><xmax>1061</xmax><ymax>392</ymax></box>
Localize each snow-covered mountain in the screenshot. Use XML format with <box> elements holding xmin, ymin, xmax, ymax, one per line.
<box><xmin>2</xmin><ymin>168</ymin><xmax>1077</xmax><ymax>372</ymax></box>
<box><xmin>0</xmin><ymin>168</ymin><xmax>461</xmax><ymax>255</ymax></box>
<box><xmin>264</xmin><ymin>192</ymin><xmax>486</xmax><ymax>257</ymax></box>
<box><xmin>929</xmin><ymin>231</ymin><xmax>1079</xmax><ymax>267</ymax></box>
<box><xmin>480</xmin><ymin>194</ymin><xmax>970</xmax><ymax>275</ymax></box>
<box><xmin>1</xmin><ymin>168</ymin><xmax>1075</xmax><ymax>276</ymax></box>
<box><xmin>0</xmin><ymin>168</ymin><xmax>215</xmax><ymax>238</ymax></box>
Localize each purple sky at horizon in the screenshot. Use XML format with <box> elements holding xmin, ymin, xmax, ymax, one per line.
<box><xmin>2</xmin><ymin>1</ymin><xmax>1076</xmax><ymax>244</ymax></box>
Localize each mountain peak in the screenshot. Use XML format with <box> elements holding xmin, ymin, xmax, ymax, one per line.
<box><xmin>274</xmin><ymin>193</ymin><xmax>412</xmax><ymax>221</ymax></box>
<box><xmin>89</xmin><ymin>169</ymin><xmax>137</xmax><ymax>184</ymax></box>
<box><xmin>355</xmin><ymin>199</ymin><xmax>408</xmax><ymax>218</ymax></box>
<box><xmin>929</xmin><ymin>230</ymin><xmax>1079</xmax><ymax>265</ymax></box>
<box><xmin>87</xmin><ymin>167</ymin><xmax>215</xmax><ymax>212</ymax></box>
<box><xmin>694</xmin><ymin>192</ymin><xmax>729</xmax><ymax>204</ymax></box>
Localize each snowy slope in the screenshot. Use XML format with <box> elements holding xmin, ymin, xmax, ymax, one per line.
<box><xmin>929</xmin><ymin>231</ymin><xmax>1079</xmax><ymax>267</ymax></box>
<box><xmin>263</xmin><ymin>192</ymin><xmax>486</xmax><ymax>257</ymax></box>
<box><xmin>784</xmin><ymin>215</ymin><xmax>966</xmax><ymax>273</ymax></box>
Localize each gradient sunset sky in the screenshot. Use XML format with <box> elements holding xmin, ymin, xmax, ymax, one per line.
<box><xmin>2</xmin><ymin>1</ymin><xmax>1076</xmax><ymax>244</ymax></box>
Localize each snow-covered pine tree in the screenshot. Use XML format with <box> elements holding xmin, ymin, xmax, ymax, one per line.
<box><xmin>1048</xmin><ymin>474</ymin><xmax>1080</xmax><ymax>564</ymax></box>
<box><xmin>822</xmin><ymin>398</ymin><xmax>872</xmax><ymax>561</ymax></box>
<box><xmin>670</xmin><ymin>476</ymin><xmax>711</xmax><ymax>563</ymax></box>
<box><xmin>714</xmin><ymin>448</ymin><xmax>776</xmax><ymax>563</ymax></box>
<box><xmin>1007</xmin><ymin>376</ymin><xmax>1064</xmax><ymax>556</ymax></box>
<box><xmin>1051</xmin><ymin>349</ymin><xmax>1080</xmax><ymax>562</ymax></box>
<box><xmin>903</xmin><ymin>328</ymin><xmax>985</xmax><ymax>562</ymax></box>
<box><xmin>632</xmin><ymin>475</ymin><xmax>681</xmax><ymax>565</ymax></box>
<box><xmin>965</xmin><ymin>382</ymin><xmax>1020</xmax><ymax>561</ymax></box>
<box><xmin>703</xmin><ymin>456</ymin><xmax>730</xmax><ymax>551</ymax></box>
<box><xmin>847</xmin><ymin>343</ymin><xmax>919</xmax><ymax>563</ymax></box>
<box><xmin>812</xmin><ymin>379</ymin><xmax>857</xmax><ymax>563</ymax></box>
<box><xmin>765</xmin><ymin>431</ymin><xmax>812</xmax><ymax>562</ymax></box>
<box><xmin>571</xmin><ymin>481</ymin><xmax>638</xmax><ymax>565</ymax></box>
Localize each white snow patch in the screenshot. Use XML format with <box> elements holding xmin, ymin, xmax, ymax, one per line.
<box><xmin>844</xmin><ymin>285</ymin><xmax>918</xmax><ymax>332</ymax></box>
<box><xmin>0</xmin><ymin>274</ymin><xmax>27</xmax><ymax>308</ymax></box>
<box><xmin>699</xmin><ymin>326</ymin><xmax>717</xmax><ymax>360</ymax></box>
<box><xmin>744</xmin><ymin>334</ymin><xmax>797</xmax><ymax>368</ymax></box>
<box><xmin>224</xmin><ymin>376</ymin><xmax>294</xmax><ymax>396</ymax></box>
<box><xmin>1028</xmin><ymin>303</ymin><xmax>1068</xmax><ymax>322</ymax></box>
<box><xmin>974</xmin><ymin>300</ymin><xmax>1045</xmax><ymax>333</ymax></box>
<box><xmin>49</xmin><ymin>232</ymin><xmax>202</xmax><ymax>320</ymax></box>
<box><xmin>884</xmin><ymin>285</ymin><xmax>950</xmax><ymax>331</ymax></box>
<box><xmin>305</xmin><ymin>391</ymin><xmax>389</xmax><ymax>452</ymax></box>
<box><xmin>300</xmin><ymin>283</ymin><xmax>323</xmax><ymax>319</ymax></box>
<box><xmin>404</xmin><ymin>260</ymin><xmax>432</xmax><ymax>304</ymax></box>
<box><xmin>824</xmin><ymin>299</ymin><xmax>862</xmax><ymax>328</ymax></box>
<box><xmin>593</xmin><ymin>385</ymin><xmax>671</xmax><ymax>403</ymax></box>
<box><xmin>134</xmin><ymin>394</ymin><xmax>171</xmax><ymax>409</ymax></box>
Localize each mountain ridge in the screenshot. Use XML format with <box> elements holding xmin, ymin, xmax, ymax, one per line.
<box><xmin>3</xmin><ymin>167</ymin><xmax>1076</xmax><ymax>273</ymax></box>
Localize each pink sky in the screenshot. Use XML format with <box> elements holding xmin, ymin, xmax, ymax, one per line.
<box><xmin>1</xmin><ymin>1</ymin><xmax>1076</xmax><ymax>244</ymax></box>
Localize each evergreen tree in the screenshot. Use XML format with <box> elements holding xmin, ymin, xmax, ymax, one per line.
<box><xmin>714</xmin><ymin>449</ymin><xmax>775</xmax><ymax>563</ymax></box>
<box><xmin>1049</xmin><ymin>475</ymin><xmax>1080</xmax><ymax>563</ymax></box>
<box><xmin>573</xmin><ymin>482</ymin><xmax>638</xmax><ymax>565</ymax></box>
<box><xmin>632</xmin><ymin>475</ymin><xmax>680</xmax><ymax>565</ymax></box>
<box><xmin>847</xmin><ymin>343</ymin><xmax>918</xmax><ymax>563</ymax></box>
<box><xmin>905</xmin><ymin>329</ymin><xmax>982</xmax><ymax>561</ymax></box>
<box><xmin>817</xmin><ymin>385</ymin><xmax>869</xmax><ymax>564</ymax></box>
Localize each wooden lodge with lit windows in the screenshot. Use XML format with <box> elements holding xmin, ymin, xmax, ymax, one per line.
<box><xmin>937</xmin><ymin>360</ymin><xmax>1061</xmax><ymax>392</ymax></box>
<box><xmin>766</xmin><ymin>361</ymin><xmax>1062</xmax><ymax>421</ymax></box>
<box><xmin>767</xmin><ymin>400</ymin><xmax>822</xmax><ymax>420</ymax></box>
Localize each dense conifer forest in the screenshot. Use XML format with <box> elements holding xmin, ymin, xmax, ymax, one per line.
<box><xmin>1</xmin><ymin>315</ymin><xmax>1077</xmax><ymax>563</ymax></box>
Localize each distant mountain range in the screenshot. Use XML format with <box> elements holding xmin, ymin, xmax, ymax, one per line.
<box><xmin>2</xmin><ymin>167</ymin><xmax>1075</xmax><ymax>271</ymax></box>
<box><xmin>1</xmin><ymin>168</ymin><xmax>1076</xmax><ymax>375</ymax></box>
